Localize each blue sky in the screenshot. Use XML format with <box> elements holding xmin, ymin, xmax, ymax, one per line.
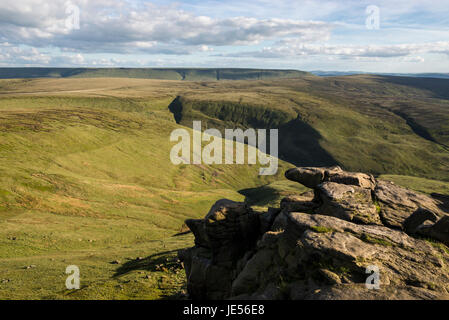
<box><xmin>0</xmin><ymin>0</ymin><xmax>448</xmax><ymax>72</ymax></box>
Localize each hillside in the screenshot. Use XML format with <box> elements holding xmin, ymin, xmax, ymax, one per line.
<box><xmin>170</xmin><ymin>75</ymin><xmax>449</xmax><ymax>181</ymax></box>
<box><xmin>0</xmin><ymin>76</ymin><xmax>448</xmax><ymax>299</ymax></box>
<box><xmin>312</xmin><ymin>71</ymin><xmax>449</xmax><ymax>79</ymax></box>
<box><xmin>0</xmin><ymin>78</ymin><xmax>302</xmax><ymax>299</ymax></box>
<box><xmin>0</xmin><ymin>68</ymin><xmax>310</xmax><ymax>81</ymax></box>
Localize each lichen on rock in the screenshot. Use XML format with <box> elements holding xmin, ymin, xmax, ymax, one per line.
<box><xmin>179</xmin><ymin>167</ymin><xmax>449</xmax><ymax>300</ymax></box>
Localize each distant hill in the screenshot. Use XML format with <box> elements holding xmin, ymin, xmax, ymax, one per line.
<box><xmin>312</xmin><ymin>70</ymin><xmax>449</xmax><ymax>79</ymax></box>
<box><xmin>0</xmin><ymin>67</ymin><xmax>310</xmax><ymax>80</ymax></box>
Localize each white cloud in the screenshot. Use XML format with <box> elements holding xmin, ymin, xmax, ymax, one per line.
<box><xmin>402</xmin><ymin>56</ymin><xmax>425</xmax><ymax>63</ymax></box>
<box><xmin>0</xmin><ymin>45</ymin><xmax>51</xmax><ymax>66</ymax></box>
<box><xmin>219</xmin><ymin>40</ymin><xmax>449</xmax><ymax>60</ymax></box>
<box><xmin>0</xmin><ymin>0</ymin><xmax>447</xmax><ymax>71</ymax></box>
<box><xmin>0</xmin><ymin>0</ymin><xmax>333</xmax><ymax>54</ymax></box>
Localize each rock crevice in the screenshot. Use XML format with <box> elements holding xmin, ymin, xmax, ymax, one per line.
<box><xmin>179</xmin><ymin>167</ymin><xmax>449</xmax><ymax>300</ymax></box>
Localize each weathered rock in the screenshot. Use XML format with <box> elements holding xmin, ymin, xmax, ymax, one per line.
<box><xmin>289</xmin><ymin>283</ymin><xmax>446</xmax><ymax>300</ymax></box>
<box><xmin>204</xmin><ymin>199</ymin><xmax>260</xmax><ymax>265</ymax></box>
<box><xmin>285</xmin><ymin>166</ymin><xmax>376</xmax><ymax>190</ymax></box>
<box><xmin>314</xmin><ymin>182</ymin><xmax>381</xmax><ymax>225</ymax></box>
<box><xmin>326</xmin><ymin>170</ymin><xmax>376</xmax><ymax>190</ymax></box>
<box><xmin>403</xmin><ymin>208</ymin><xmax>440</xmax><ymax>235</ymax></box>
<box><xmin>180</xmin><ymin>168</ymin><xmax>449</xmax><ymax>300</ymax></box>
<box><xmin>375</xmin><ymin>180</ymin><xmax>445</xmax><ymax>229</ymax></box>
<box><xmin>285</xmin><ymin>167</ymin><xmax>331</xmax><ymax>189</ymax></box>
<box><xmin>180</xmin><ymin>199</ymin><xmax>262</xmax><ymax>298</ymax></box>
<box><xmin>179</xmin><ymin>247</ymin><xmax>232</xmax><ymax>300</ymax></box>
<box><xmin>280</xmin><ymin>192</ymin><xmax>316</xmax><ymax>213</ymax></box>
<box><xmin>229</xmin><ymin>212</ymin><xmax>449</xmax><ymax>300</ymax></box>
<box><xmin>185</xmin><ymin>219</ymin><xmax>209</xmax><ymax>248</ymax></box>
<box><xmin>259</xmin><ymin>207</ymin><xmax>280</xmax><ymax>234</ymax></box>
<box><xmin>427</xmin><ymin>216</ymin><xmax>449</xmax><ymax>246</ymax></box>
<box><xmin>432</xmin><ymin>193</ymin><xmax>449</xmax><ymax>212</ymax></box>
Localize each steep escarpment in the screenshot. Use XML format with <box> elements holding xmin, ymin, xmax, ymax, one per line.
<box><xmin>179</xmin><ymin>167</ymin><xmax>449</xmax><ymax>300</ymax></box>
<box><xmin>0</xmin><ymin>68</ymin><xmax>310</xmax><ymax>80</ymax></box>
<box><xmin>168</xmin><ymin>97</ymin><xmax>338</xmax><ymax>167</ymax></box>
<box><xmin>166</xmin><ymin>76</ymin><xmax>449</xmax><ymax>181</ymax></box>
<box><xmin>169</xmin><ymin>96</ymin><xmax>296</xmax><ymax>129</ymax></box>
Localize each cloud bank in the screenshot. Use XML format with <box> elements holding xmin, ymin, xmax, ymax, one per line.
<box><xmin>0</xmin><ymin>0</ymin><xmax>448</xmax><ymax>72</ymax></box>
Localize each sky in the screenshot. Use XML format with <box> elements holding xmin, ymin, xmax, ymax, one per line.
<box><xmin>0</xmin><ymin>0</ymin><xmax>448</xmax><ymax>72</ymax></box>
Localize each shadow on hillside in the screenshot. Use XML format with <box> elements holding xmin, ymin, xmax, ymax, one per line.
<box><xmin>113</xmin><ymin>249</ymin><xmax>180</xmax><ymax>277</ymax></box>
<box><xmin>374</xmin><ymin>76</ymin><xmax>449</xmax><ymax>99</ymax></box>
<box><xmin>388</xmin><ymin>107</ymin><xmax>439</xmax><ymax>144</ymax></box>
<box><xmin>168</xmin><ymin>96</ymin><xmax>183</xmax><ymax>123</ymax></box>
<box><xmin>168</xmin><ymin>96</ymin><xmax>339</xmax><ymax>168</ymax></box>
<box><xmin>239</xmin><ymin>184</ymin><xmax>281</xmax><ymax>207</ymax></box>
<box><xmin>113</xmin><ymin>249</ymin><xmax>188</xmax><ymax>300</ymax></box>
<box><xmin>278</xmin><ymin>117</ymin><xmax>338</xmax><ymax>167</ymax></box>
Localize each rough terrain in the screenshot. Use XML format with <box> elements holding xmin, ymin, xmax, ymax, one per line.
<box><xmin>180</xmin><ymin>167</ymin><xmax>449</xmax><ymax>300</ymax></box>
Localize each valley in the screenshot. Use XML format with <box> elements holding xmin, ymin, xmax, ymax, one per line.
<box><xmin>0</xmin><ymin>74</ymin><xmax>448</xmax><ymax>299</ymax></box>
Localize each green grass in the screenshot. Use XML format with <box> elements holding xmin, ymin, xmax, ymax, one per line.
<box><xmin>0</xmin><ymin>80</ymin><xmax>295</xmax><ymax>299</ymax></box>
<box><xmin>428</xmin><ymin>241</ymin><xmax>449</xmax><ymax>256</ymax></box>
<box><xmin>239</xmin><ymin>180</ymin><xmax>309</xmax><ymax>208</ymax></box>
<box><xmin>373</xmin><ymin>200</ymin><xmax>382</xmax><ymax>214</ymax></box>
<box><xmin>378</xmin><ymin>175</ymin><xmax>449</xmax><ymax>195</ymax></box>
<box><xmin>0</xmin><ymin>235</ymin><xmax>191</xmax><ymax>299</ymax></box>
<box><xmin>0</xmin><ymin>76</ymin><xmax>448</xmax><ymax>299</ymax></box>
<box><xmin>171</xmin><ymin>75</ymin><xmax>449</xmax><ymax>180</ymax></box>
<box><xmin>359</xmin><ymin>233</ymin><xmax>394</xmax><ymax>247</ymax></box>
<box><xmin>310</xmin><ymin>226</ymin><xmax>335</xmax><ymax>233</ymax></box>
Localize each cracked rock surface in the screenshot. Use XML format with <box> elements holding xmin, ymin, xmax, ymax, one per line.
<box><xmin>179</xmin><ymin>167</ymin><xmax>449</xmax><ymax>300</ymax></box>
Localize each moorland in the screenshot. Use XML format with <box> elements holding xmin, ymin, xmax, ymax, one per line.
<box><xmin>0</xmin><ymin>70</ymin><xmax>449</xmax><ymax>299</ymax></box>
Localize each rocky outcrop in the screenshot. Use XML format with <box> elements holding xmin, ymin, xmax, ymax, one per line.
<box><xmin>315</xmin><ymin>182</ymin><xmax>381</xmax><ymax>225</ymax></box>
<box><xmin>180</xmin><ymin>199</ymin><xmax>261</xmax><ymax>299</ymax></box>
<box><xmin>374</xmin><ymin>180</ymin><xmax>445</xmax><ymax>229</ymax></box>
<box><xmin>285</xmin><ymin>166</ymin><xmax>376</xmax><ymax>190</ymax></box>
<box><xmin>179</xmin><ymin>167</ymin><xmax>449</xmax><ymax>300</ymax></box>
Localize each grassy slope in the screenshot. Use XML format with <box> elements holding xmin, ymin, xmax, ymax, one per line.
<box><xmin>0</xmin><ymin>78</ymin><xmax>302</xmax><ymax>299</ymax></box>
<box><xmin>1</xmin><ymin>76</ymin><xmax>448</xmax><ymax>299</ymax></box>
<box><xmin>378</xmin><ymin>175</ymin><xmax>449</xmax><ymax>195</ymax></box>
<box><xmin>174</xmin><ymin>76</ymin><xmax>449</xmax><ymax>181</ymax></box>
